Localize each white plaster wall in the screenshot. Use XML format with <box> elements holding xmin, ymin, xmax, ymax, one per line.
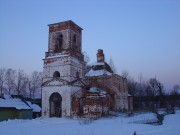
<box><xmin>42</xmin><ymin>85</ymin><xmax>71</xmax><ymax>117</ymax></box>
<box><xmin>71</xmin><ymin>86</ymin><xmax>82</xmax><ymax>95</ymax></box>
<box><xmin>42</xmin><ymin>84</ymin><xmax>81</xmax><ymax>117</ymax></box>
<box><xmin>43</xmin><ymin>56</ymin><xmax>85</xmax><ymax>82</ymax></box>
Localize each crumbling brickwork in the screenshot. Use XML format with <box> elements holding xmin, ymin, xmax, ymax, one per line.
<box><xmin>71</xmin><ymin>87</ymin><xmax>109</xmax><ymax>118</ymax></box>
<box><xmin>86</xmin><ymin>74</ymin><xmax>128</xmax><ymax>111</ymax></box>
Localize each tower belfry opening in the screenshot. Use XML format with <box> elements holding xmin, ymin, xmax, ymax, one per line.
<box><xmin>73</xmin><ymin>34</ymin><xmax>77</xmax><ymax>50</ymax></box>
<box><xmin>55</xmin><ymin>34</ymin><xmax>63</xmax><ymax>52</ymax></box>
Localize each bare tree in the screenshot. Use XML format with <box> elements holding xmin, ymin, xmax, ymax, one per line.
<box><xmin>122</xmin><ymin>71</ymin><xmax>142</xmax><ymax>97</ymax></box>
<box><xmin>27</xmin><ymin>77</ymin><xmax>33</xmax><ymax>98</ymax></box>
<box><xmin>83</xmin><ymin>51</ymin><xmax>91</xmax><ymax>73</ymax></box>
<box><xmin>122</xmin><ymin>71</ymin><xmax>139</xmax><ymax>96</ymax></box>
<box><xmin>146</xmin><ymin>78</ymin><xmax>159</xmax><ymax>97</ymax></box>
<box><xmin>31</xmin><ymin>71</ymin><xmax>39</xmax><ymax>99</ymax></box>
<box><xmin>128</xmin><ymin>79</ymin><xmax>139</xmax><ymax>96</ymax></box>
<box><xmin>149</xmin><ymin>78</ymin><xmax>164</xmax><ymax>96</ymax></box>
<box><xmin>5</xmin><ymin>68</ymin><xmax>16</xmax><ymax>95</ymax></box>
<box><xmin>169</xmin><ymin>84</ymin><xmax>180</xmax><ymax>108</ymax></box>
<box><xmin>121</xmin><ymin>70</ymin><xmax>129</xmax><ymax>78</ymax></box>
<box><xmin>14</xmin><ymin>69</ymin><xmax>29</xmax><ymax>96</ymax></box>
<box><xmin>108</xmin><ymin>57</ymin><xmax>117</xmax><ymax>73</ymax></box>
<box><xmin>29</xmin><ymin>71</ymin><xmax>42</xmax><ymax>99</ymax></box>
<box><xmin>146</xmin><ymin>78</ymin><xmax>165</xmax><ymax>107</ymax></box>
<box><xmin>0</xmin><ymin>68</ymin><xmax>6</xmax><ymax>95</ymax></box>
<box><xmin>83</xmin><ymin>51</ymin><xmax>90</xmax><ymax>64</ymax></box>
<box><xmin>172</xmin><ymin>84</ymin><xmax>180</xmax><ymax>95</ymax></box>
<box><xmin>170</xmin><ymin>84</ymin><xmax>180</xmax><ymax>99</ymax></box>
<box><xmin>15</xmin><ymin>69</ymin><xmax>23</xmax><ymax>95</ymax></box>
<box><xmin>21</xmin><ymin>75</ymin><xmax>29</xmax><ymax>97</ymax></box>
<box><xmin>37</xmin><ymin>72</ymin><xmax>43</xmax><ymax>97</ymax></box>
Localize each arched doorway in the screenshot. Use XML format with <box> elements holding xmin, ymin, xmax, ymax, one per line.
<box><xmin>49</xmin><ymin>92</ymin><xmax>62</xmax><ymax>117</ymax></box>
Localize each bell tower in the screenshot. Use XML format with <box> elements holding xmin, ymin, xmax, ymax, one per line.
<box><xmin>47</xmin><ymin>20</ymin><xmax>83</xmax><ymax>56</ymax></box>
<box><xmin>43</xmin><ymin>20</ymin><xmax>85</xmax><ymax>82</ymax></box>
<box><xmin>42</xmin><ymin>20</ymin><xmax>85</xmax><ymax>117</ymax></box>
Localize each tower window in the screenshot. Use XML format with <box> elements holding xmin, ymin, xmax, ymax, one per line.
<box><xmin>53</xmin><ymin>71</ymin><xmax>60</xmax><ymax>78</ymax></box>
<box><xmin>76</xmin><ymin>71</ymin><xmax>80</xmax><ymax>78</ymax></box>
<box><xmin>73</xmin><ymin>34</ymin><xmax>77</xmax><ymax>50</ymax></box>
<box><xmin>55</xmin><ymin>34</ymin><xmax>63</xmax><ymax>52</ymax></box>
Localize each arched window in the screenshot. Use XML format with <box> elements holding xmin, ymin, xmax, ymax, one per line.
<box><xmin>55</xmin><ymin>34</ymin><xmax>63</xmax><ymax>52</ymax></box>
<box><xmin>73</xmin><ymin>34</ymin><xmax>76</xmax><ymax>49</ymax></box>
<box><xmin>53</xmin><ymin>71</ymin><xmax>60</xmax><ymax>78</ymax></box>
<box><xmin>76</xmin><ymin>71</ymin><xmax>80</xmax><ymax>78</ymax></box>
<box><xmin>79</xmin><ymin>98</ymin><xmax>84</xmax><ymax>115</ymax></box>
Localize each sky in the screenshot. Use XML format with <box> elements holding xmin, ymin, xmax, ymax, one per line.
<box><xmin>0</xmin><ymin>0</ymin><xmax>180</xmax><ymax>89</ymax></box>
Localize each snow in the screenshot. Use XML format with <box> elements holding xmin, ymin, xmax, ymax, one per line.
<box><xmin>71</xmin><ymin>56</ymin><xmax>81</xmax><ymax>64</ymax></box>
<box><xmin>3</xmin><ymin>94</ymin><xmax>12</xmax><ymax>99</ymax></box>
<box><xmin>0</xmin><ymin>110</ymin><xmax>180</xmax><ymax>135</ymax></box>
<box><xmin>46</xmin><ymin>54</ymin><xmax>68</xmax><ymax>59</ymax></box>
<box><xmin>85</xmin><ymin>62</ymin><xmax>113</xmax><ymax>77</ymax></box>
<box><xmin>93</xmin><ymin>62</ymin><xmax>105</xmax><ymax>66</ymax></box>
<box><xmin>87</xmin><ymin>87</ymin><xmax>107</xmax><ymax>98</ymax></box>
<box><xmin>0</xmin><ymin>95</ymin><xmax>41</xmax><ymax>111</ymax></box>
<box><xmin>0</xmin><ymin>95</ymin><xmax>31</xmax><ymax>110</ymax></box>
<box><xmin>27</xmin><ymin>102</ymin><xmax>41</xmax><ymax>112</ymax></box>
<box><xmin>85</xmin><ymin>69</ymin><xmax>112</xmax><ymax>77</ymax></box>
<box><xmin>129</xmin><ymin>112</ymin><xmax>157</xmax><ymax>124</ymax></box>
<box><xmin>88</xmin><ymin>87</ymin><xmax>106</xmax><ymax>93</ymax></box>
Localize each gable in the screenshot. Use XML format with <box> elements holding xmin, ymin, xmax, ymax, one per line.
<box><xmin>71</xmin><ymin>79</ymin><xmax>86</xmax><ymax>87</ymax></box>
<box><xmin>42</xmin><ymin>78</ymin><xmax>69</xmax><ymax>86</ymax></box>
<box><xmin>85</xmin><ymin>62</ymin><xmax>113</xmax><ymax>77</ymax></box>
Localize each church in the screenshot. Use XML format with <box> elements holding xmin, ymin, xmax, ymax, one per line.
<box><xmin>41</xmin><ymin>20</ymin><xmax>131</xmax><ymax>118</ymax></box>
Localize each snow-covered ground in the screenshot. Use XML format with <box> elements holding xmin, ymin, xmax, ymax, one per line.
<box><xmin>0</xmin><ymin>110</ymin><xmax>180</xmax><ymax>135</ymax></box>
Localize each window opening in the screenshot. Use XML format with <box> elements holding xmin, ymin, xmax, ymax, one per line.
<box><xmin>73</xmin><ymin>34</ymin><xmax>76</xmax><ymax>49</ymax></box>
<box><xmin>53</xmin><ymin>71</ymin><xmax>60</xmax><ymax>78</ymax></box>
<box><xmin>55</xmin><ymin>34</ymin><xmax>63</xmax><ymax>52</ymax></box>
<box><xmin>76</xmin><ymin>71</ymin><xmax>80</xmax><ymax>78</ymax></box>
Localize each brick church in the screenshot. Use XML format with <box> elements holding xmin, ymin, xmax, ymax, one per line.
<box><xmin>42</xmin><ymin>20</ymin><xmax>132</xmax><ymax>118</ymax></box>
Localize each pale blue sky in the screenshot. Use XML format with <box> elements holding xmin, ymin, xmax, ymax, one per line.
<box><xmin>0</xmin><ymin>0</ymin><xmax>180</xmax><ymax>89</ymax></box>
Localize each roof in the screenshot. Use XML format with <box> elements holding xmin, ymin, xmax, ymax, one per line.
<box><xmin>87</xmin><ymin>87</ymin><xmax>107</xmax><ymax>98</ymax></box>
<box><xmin>0</xmin><ymin>95</ymin><xmax>31</xmax><ymax>110</ymax></box>
<box><xmin>85</xmin><ymin>62</ymin><xmax>113</xmax><ymax>77</ymax></box>
<box><xmin>27</xmin><ymin>102</ymin><xmax>41</xmax><ymax>112</ymax></box>
<box><xmin>48</xmin><ymin>20</ymin><xmax>83</xmax><ymax>30</ymax></box>
<box><xmin>0</xmin><ymin>95</ymin><xmax>41</xmax><ymax>111</ymax></box>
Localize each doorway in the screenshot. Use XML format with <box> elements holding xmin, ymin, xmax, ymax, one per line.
<box><xmin>49</xmin><ymin>92</ymin><xmax>62</xmax><ymax>117</ymax></box>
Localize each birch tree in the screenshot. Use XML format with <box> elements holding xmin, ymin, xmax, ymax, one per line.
<box><xmin>0</xmin><ymin>68</ymin><xmax>6</xmax><ymax>95</ymax></box>
<box><xmin>5</xmin><ymin>68</ymin><xmax>16</xmax><ymax>95</ymax></box>
<box><xmin>15</xmin><ymin>69</ymin><xmax>29</xmax><ymax>96</ymax></box>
